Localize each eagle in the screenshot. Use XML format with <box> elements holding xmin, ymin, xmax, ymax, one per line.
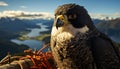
<box><xmin>51</xmin><ymin>4</ymin><xmax>120</xmax><ymax>69</ymax></box>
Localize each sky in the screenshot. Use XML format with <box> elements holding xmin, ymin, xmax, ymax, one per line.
<box><xmin>0</xmin><ymin>0</ymin><xmax>120</xmax><ymax>19</ymax></box>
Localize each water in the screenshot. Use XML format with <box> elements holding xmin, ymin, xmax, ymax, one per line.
<box><xmin>11</xmin><ymin>39</ymin><xmax>44</xmax><ymax>50</ymax></box>
<box><xmin>11</xmin><ymin>23</ymin><xmax>50</xmax><ymax>50</ymax></box>
<box><xmin>27</xmin><ymin>23</ymin><xmax>49</xmax><ymax>37</ymax></box>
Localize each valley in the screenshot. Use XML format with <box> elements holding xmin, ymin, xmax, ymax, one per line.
<box><xmin>0</xmin><ymin>16</ymin><xmax>120</xmax><ymax>60</ymax></box>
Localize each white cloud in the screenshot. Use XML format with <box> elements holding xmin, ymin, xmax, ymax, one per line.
<box><xmin>0</xmin><ymin>10</ymin><xmax>53</xmax><ymax>20</ymax></box>
<box><xmin>89</xmin><ymin>13</ymin><xmax>120</xmax><ymax>19</ymax></box>
<box><xmin>0</xmin><ymin>10</ymin><xmax>119</xmax><ymax>20</ymax></box>
<box><xmin>20</xmin><ymin>6</ymin><xmax>27</xmax><ymax>9</ymax></box>
<box><xmin>0</xmin><ymin>1</ymin><xmax>8</xmax><ymax>6</ymax></box>
<box><xmin>113</xmin><ymin>12</ymin><xmax>120</xmax><ymax>17</ymax></box>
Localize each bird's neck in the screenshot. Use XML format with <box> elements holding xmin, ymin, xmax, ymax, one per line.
<box><xmin>51</xmin><ymin>24</ymin><xmax>90</xmax><ymax>37</ymax></box>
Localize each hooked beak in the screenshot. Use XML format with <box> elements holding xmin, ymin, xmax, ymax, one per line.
<box><xmin>56</xmin><ymin>18</ymin><xmax>64</xmax><ymax>29</ymax></box>
<box><xmin>55</xmin><ymin>15</ymin><xmax>64</xmax><ymax>29</ymax></box>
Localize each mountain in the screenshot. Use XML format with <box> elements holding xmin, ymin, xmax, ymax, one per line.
<box><xmin>0</xmin><ymin>17</ymin><xmax>52</xmax><ymax>36</ymax></box>
<box><xmin>95</xmin><ymin>18</ymin><xmax>120</xmax><ymax>43</ymax></box>
<box><xmin>92</xmin><ymin>19</ymin><xmax>106</xmax><ymax>24</ymax></box>
<box><xmin>0</xmin><ymin>17</ymin><xmax>40</xmax><ymax>35</ymax></box>
<box><xmin>0</xmin><ymin>15</ymin><xmax>120</xmax><ymax>60</ymax></box>
<box><xmin>0</xmin><ymin>17</ymin><xmax>38</xmax><ymax>60</ymax></box>
<box><xmin>0</xmin><ymin>17</ymin><xmax>53</xmax><ymax>60</ymax></box>
<box><xmin>0</xmin><ymin>39</ymin><xmax>29</xmax><ymax>60</ymax></box>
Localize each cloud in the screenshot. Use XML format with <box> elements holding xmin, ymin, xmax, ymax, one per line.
<box><xmin>20</xmin><ymin>6</ymin><xmax>27</xmax><ymax>9</ymax></box>
<box><xmin>89</xmin><ymin>13</ymin><xmax>120</xmax><ymax>19</ymax></box>
<box><xmin>0</xmin><ymin>1</ymin><xmax>8</xmax><ymax>6</ymax></box>
<box><xmin>0</xmin><ymin>10</ymin><xmax>53</xmax><ymax>20</ymax></box>
<box><xmin>0</xmin><ymin>10</ymin><xmax>119</xmax><ymax>20</ymax></box>
<box><xmin>113</xmin><ymin>12</ymin><xmax>120</xmax><ymax>17</ymax></box>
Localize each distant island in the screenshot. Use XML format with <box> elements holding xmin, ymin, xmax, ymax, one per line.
<box><xmin>18</xmin><ymin>34</ymin><xmax>51</xmax><ymax>43</ymax></box>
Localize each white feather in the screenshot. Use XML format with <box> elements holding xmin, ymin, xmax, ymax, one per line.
<box><xmin>78</xmin><ymin>25</ymin><xmax>89</xmax><ymax>33</ymax></box>
<box><xmin>51</xmin><ymin>24</ymin><xmax>89</xmax><ymax>41</ymax></box>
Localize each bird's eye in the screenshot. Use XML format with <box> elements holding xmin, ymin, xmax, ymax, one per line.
<box><xmin>68</xmin><ymin>14</ymin><xmax>77</xmax><ymax>19</ymax></box>
<box><xmin>68</xmin><ymin>15</ymin><xmax>72</xmax><ymax>19</ymax></box>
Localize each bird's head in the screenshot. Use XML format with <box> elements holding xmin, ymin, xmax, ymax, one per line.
<box><xmin>53</xmin><ymin>4</ymin><xmax>95</xmax><ymax>34</ymax></box>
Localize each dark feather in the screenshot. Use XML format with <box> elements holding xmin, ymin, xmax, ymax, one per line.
<box><xmin>51</xmin><ymin>3</ymin><xmax>120</xmax><ymax>69</ymax></box>
<box><xmin>90</xmin><ymin>32</ymin><xmax>120</xmax><ymax>69</ymax></box>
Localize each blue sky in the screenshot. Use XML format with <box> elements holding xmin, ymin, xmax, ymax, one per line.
<box><xmin>0</xmin><ymin>0</ymin><xmax>120</xmax><ymax>19</ymax></box>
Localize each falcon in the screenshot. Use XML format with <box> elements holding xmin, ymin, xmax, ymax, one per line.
<box><xmin>51</xmin><ymin>4</ymin><xmax>120</xmax><ymax>69</ymax></box>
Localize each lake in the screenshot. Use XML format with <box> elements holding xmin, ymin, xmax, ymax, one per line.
<box><xmin>27</xmin><ymin>23</ymin><xmax>49</xmax><ymax>37</ymax></box>
<box><xmin>11</xmin><ymin>23</ymin><xmax>50</xmax><ymax>51</ymax></box>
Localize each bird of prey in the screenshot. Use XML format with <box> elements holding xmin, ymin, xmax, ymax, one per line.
<box><xmin>51</xmin><ymin>4</ymin><xmax>120</xmax><ymax>69</ymax></box>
